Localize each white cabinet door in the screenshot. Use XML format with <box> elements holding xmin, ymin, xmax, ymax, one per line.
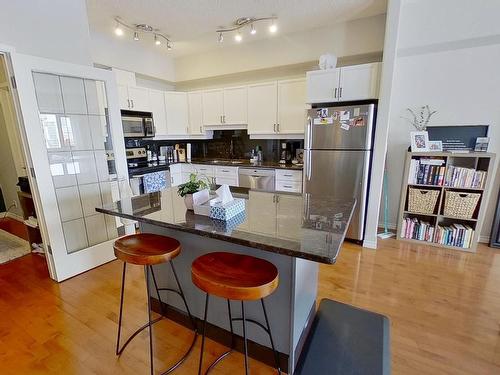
<box><xmin>202</xmin><ymin>89</ymin><xmax>223</xmax><ymax>126</ymax></box>
<box><xmin>188</xmin><ymin>91</ymin><xmax>204</xmax><ymax>135</ymax></box>
<box><xmin>277</xmin><ymin>78</ymin><xmax>306</xmax><ymax>134</ymax></box>
<box><xmin>247</xmin><ymin>82</ymin><xmax>277</xmax><ymax>135</ymax></box>
<box><xmin>117</xmin><ymin>85</ymin><xmax>130</xmax><ymax>110</ymax></box>
<box><xmin>149</xmin><ymin>89</ymin><xmax>167</xmax><ymax>136</ymax></box>
<box><xmin>338</xmin><ymin>63</ymin><xmax>380</xmax><ymax>101</ymax></box>
<box><xmin>127</xmin><ymin>86</ymin><xmax>150</xmax><ymax>111</ymax></box>
<box><xmin>165</xmin><ymin>92</ymin><xmax>189</xmax><ymax>135</ymax></box>
<box><xmin>248</xmin><ymin>191</ymin><xmax>276</xmax><ymax>235</ymax></box>
<box><xmin>306</xmin><ymin>68</ymin><xmax>340</xmax><ymax>103</ymax></box>
<box><xmin>223</xmin><ymin>86</ymin><xmax>247</xmax><ymax>125</ymax></box>
<box><xmin>277</xmin><ymin>194</ymin><xmax>303</xmax><ymax>240</ymax></box>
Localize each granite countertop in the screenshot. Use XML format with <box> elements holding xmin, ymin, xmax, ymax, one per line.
<box><xmin>97</xmin><ymin>187</ymin><xmax>355</xmax><ymax>264</ymax></box>
<box><xmin>186</xmin><ymin>158</ymin><xmax>304</xmax><ymax>170</ymax></box>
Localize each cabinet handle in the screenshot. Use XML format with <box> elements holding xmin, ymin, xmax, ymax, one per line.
<box><xmin>127</xmin><ymin>99</ymin><xmax>131</xmax><ymax>108</ymax></box>
<box><xmin>284</xmin><ymin>185</ymin><xmax>292</xmax><ymax>188</ymax></box>
<box><xmin>273</xmin><ymin>123</ymin><xmax>276</xmax><ymax>132</ymax></box>
<box><xmin>284</xmin><ymin>174</ymin><xmax>293</xmax><ymax>177</ymax></box>
<box><xmin>131</xmin><ymin>99</ymin><xmax>134</xmax><ymax>108</ymax></box>
<box><xmin>200</xmin><ymin>126</ymin><xmax>203</xmax><ymax>133</ymax></box>
<box><xmin>276</xmin><ymin>195</ymin><xmax>280</xmax><ymax>203</ymax></box>
<box><xmin>339</xmin><ymin>87</ymin><xmax>343</xmax><ymax>98</ymax></box>
<box><xmin>334</xmin><ymin>88</ymin><xmax>337</xmax><ymax>98</ymax></box>
<box><xmin>273</xmin><ymin>195</ymin><xmax>276</xmax><ymax>203</ymax></box>
<box><xmin>277</xmin><ymin>123</ymin><xmax>280</xmax><ymax>132</ymax></box>
<box><xmin>223</xmin><ymin>115</ymin><xmax>226</xmax><ymax>123</ymax></box>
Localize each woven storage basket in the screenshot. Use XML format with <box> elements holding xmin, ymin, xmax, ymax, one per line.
<box><xmin>443</xmin><ymin>191</ymin><xmax>480</xmax><ymax>219</ymax></box>
<box><xmin>408</xmin><ymin>187</ymin><xmax>440</xmax><ymax>214</ymax></box>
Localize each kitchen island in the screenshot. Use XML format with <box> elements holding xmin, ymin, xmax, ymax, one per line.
<box><xmin>97</xmin><ymin>187</ymin><xmax>354</xmax><ymax>373</ymax></box>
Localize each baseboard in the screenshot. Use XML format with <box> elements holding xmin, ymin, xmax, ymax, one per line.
<box><xmin>478</xmin><ymin>235</ymin><xmax>490</xmax><ymax>244</ymax></box>
<box><xmin>0</xmin><ymin>212</ymin><xmax>23</xmax><ymax>221</ymax></box>
<box><xmin>362</xmin><ymin>239</ymin><xmax>377</xmax><ymax>249</ymax></box>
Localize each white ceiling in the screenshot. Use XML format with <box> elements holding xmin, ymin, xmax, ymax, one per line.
<box><xmin>86</xmin><ymin>0</ymin><xmax>387</xmax><ymax>57</ymax></box>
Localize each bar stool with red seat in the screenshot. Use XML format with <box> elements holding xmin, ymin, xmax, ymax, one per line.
<box><xmin>114</xmin><ymin>233</ymin><xmax>197</xmax><ymax>375</ymax></box>
<box><xmin>191</xmin><ymin>251</ymin><xmax>281</xmax><ymax>375</ymax></box>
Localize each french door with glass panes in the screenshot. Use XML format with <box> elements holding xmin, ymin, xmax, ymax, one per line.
<box><xmin>10</xmin><ymin>53</ymin><xmax>127</xmax><ymax>281</ymax></box>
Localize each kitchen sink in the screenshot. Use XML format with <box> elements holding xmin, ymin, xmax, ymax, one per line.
<box><xmin>209</xmin><ymin>160</ymin><xmax>244</xmax><ymax>164</ymax></box>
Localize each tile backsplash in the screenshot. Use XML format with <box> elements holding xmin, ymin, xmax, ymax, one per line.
<box><xmin>131</xmin><ymin>130</ymin><xmax>304</xmax><ymax>162</ymax></box>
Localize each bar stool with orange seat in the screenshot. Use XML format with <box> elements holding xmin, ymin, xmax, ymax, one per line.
<box><xmin>114</xmin><ymin>233</ymin><xmax>197</xmax><ymax>375</ymax></box>
<box><xmin>191</xmin><ymin>251</ymin><xmax>281</xmax><ymax>375</ymax></box>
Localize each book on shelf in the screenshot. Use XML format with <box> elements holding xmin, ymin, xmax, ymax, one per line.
<box><xmin>444</xmin><ymin>166</ymin><xmax>487</xmax><ymax>189</ymax></box>
<box><xmin>407</xmin><ymin>158</ymin><xmax>446</xmax><ymax>186</ymax></box>
<box><xmin>400</xmin><ymin>217</ymin><xmax>435</xmax><ymax>242</ymax></box>
<box><xmin>435</xmin><ymin>224</ymin><xmax>474</xmax><ymax>248</ymax></box>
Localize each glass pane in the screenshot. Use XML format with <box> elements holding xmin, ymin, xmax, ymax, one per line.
<box><xmin>33</xmin><ymin>73</ymin><xmax>118</xmax><ymax>254</ymax></box>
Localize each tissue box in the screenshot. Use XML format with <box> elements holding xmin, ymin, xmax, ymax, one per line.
<box><xmin>211</xmin><ymin>211</ymin><xmax>246</xmax><ymax>232</ymax></box>
<box><xmin>209</xmin><ymin>198</ymin><xmax>245</xmax><ymax>221</ymax></box>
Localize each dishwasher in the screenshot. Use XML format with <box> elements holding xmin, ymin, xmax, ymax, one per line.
<box><xmin>238</xmin><ymin>168</ymin><xmax>275</xmax><ymax>191</ymax></box>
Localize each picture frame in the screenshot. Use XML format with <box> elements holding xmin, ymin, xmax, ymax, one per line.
<box><xmin>428</xmin><ymin>140</ymin><xmax>443</xmax><ymax>152</ymax></box>
<box><xmin>410</xmin><ymin>131</ymin><xmax>429</xmax><ymax>152</ymax></box>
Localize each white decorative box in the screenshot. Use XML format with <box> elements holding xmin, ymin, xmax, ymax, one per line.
<box><xmin>209</xmin><ymin>198</ymin><xmax>245</xmax><ymax>221</ymax></box>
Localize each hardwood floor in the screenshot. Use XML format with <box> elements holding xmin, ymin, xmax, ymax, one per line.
<box><xmin>0</xmin><ymin>239</ymin><xmax>499</xmax><ymax>374</ymax></box>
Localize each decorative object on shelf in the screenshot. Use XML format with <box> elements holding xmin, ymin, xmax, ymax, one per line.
<box><xmin>410</xmin><ymin>131</ymin><xmax>429</xmax><ymax>152</ymax></box>
<box><xmin>474</xmin><ymin>137</ymin><xmax>490</xmax><ymax>152</ymax></box>
<box><xmin>113</xmin><ymin>17</ymin><xmax>173</xmax><ymax>49</ymax></box>
<box><xmin>428</xmin><ymin>140</ymin><xmax>443</xmax><ymax>152</ymax></box>
<box><xmin>177</xmin><ymin>173</ymin><xmax>209</xmax><ymax>210</ymax></box>
<box><xmin>490</xmin><ymin>190</ymin><xmax>500</xmax><ymax>248</ymax></box>
<box><xmin>427</xmin><ymin>125</ymin><xmax>489</xmax><ymax>151</ymax></box>
<box><xmin>216</xmin><ymin>16</ymin><xmax>277</xmax><ymax>43</ymax></box>
<box><xmin>402</xmin><ymin>105</ymin><xmax>437</xmax><ymax>131</ymax></box>
<box><xmin>319</xmin><ymin>53</ymin><xmax>337</xmax><ymax>70</ymax></box>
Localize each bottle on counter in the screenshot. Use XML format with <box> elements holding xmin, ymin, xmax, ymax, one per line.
<box><xmin>257</xmin><ymin>146</ymin><xmax>263</xmax><ymax>163</ymax></box>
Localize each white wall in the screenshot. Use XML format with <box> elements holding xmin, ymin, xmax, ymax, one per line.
<box><xmin>175</xmin><ymin>14</ymin><xmax>386</xmax><ymax>82</ymax></box>
<box><xmin>380</xmin><ymin>0</ymin><xmax>500</xmax><ymax>241</ymax></box>
<box><xmin>0</xmin><ymin>0</ymin><xmax>92</xmax><ymax>65</ymax></box>
<box><xmin>90</xmin><ymin>31</ymin><xmax>176</xmax><ymax>82</ymax></box>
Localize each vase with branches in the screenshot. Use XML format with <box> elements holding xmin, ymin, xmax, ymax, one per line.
<box><xmin>402</xmin><ymin>105</ymin><xmax>437</xmax><ymax>131</ymax></box>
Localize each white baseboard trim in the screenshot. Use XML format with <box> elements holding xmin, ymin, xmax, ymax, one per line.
<box><xmin>478</xmin><ymin>235</ymin><xmax>490</xmax><ymax>244</ymax></box>
<box><xmin>362</xmin><ymin>239</ymin><xmax>377</xmax><ymax>249</ymax></box>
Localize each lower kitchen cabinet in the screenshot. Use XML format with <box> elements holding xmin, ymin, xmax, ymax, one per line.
<box><xmin>247</xmin><ymin>191</ymin><xmax>277</xmax><ymax>236</ymax></box>
<box><xmin>215</xmin><ymin>166</ymin><xmax>239</xmax><ymax>186</ymax></box>
<box><xmin>276</xmin><ymin>194</ymin><xmax>303</xmax><ymax>240</ymax></box>
<box><xmin>275</xmin><ymin>169</ymin><xmax>303</xmax><ymax>193</ymax></box>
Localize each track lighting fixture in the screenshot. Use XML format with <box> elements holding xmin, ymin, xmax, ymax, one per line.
<box><xmin>113</xmin><ymin>17</ymin><xmax>172</xmax><ymax>49</ymax></box>
<box><xmin>216</xmin><ymin>16</ymin><xmax>277</xmax><ymax>43</ymax></box>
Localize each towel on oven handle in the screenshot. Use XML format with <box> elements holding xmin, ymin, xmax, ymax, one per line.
<box><xmin>143</xmin><ymin>171</ymin><xmax>167</xmax><ymax>193</ymax></box>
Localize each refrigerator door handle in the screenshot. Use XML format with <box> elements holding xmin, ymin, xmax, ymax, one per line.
<box><xmin>305</xmin><ymin>117</ymin><xmax>312</xmax><ymax>150</ymax></box>
<box><xmin>306</xmin><ymin>150</ymin><xmax>312</xmax><ymax>181</ymax></box>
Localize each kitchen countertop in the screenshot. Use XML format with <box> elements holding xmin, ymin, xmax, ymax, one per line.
<box><xmin>97</xmin><ymin>187</ymin><xmax>355</xmax><ymax>264</ymax></box>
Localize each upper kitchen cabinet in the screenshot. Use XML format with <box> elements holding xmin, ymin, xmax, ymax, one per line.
<box><xmin>118</xmin><ymin>85</ymin><xmax>150</xmax><ymax>111</ymax></box>
<box><xmin>149</xmin><ymin>89</ymin><xmax>167</xmax><ymax>136</ymax></box>
<box><xmin>223</xmin><ymin>86</ymin><xmax>247</xmax><ymax>125</ymax></box>
<box><xmin>247</xmin><ymin>81</ymin><xmax>278</xmax><ymax>135</ymax></box>
<box><xmin>306</xmin><ymin>68</ymin><xmax>341</xmax><ymax>104</ymax></box>
<box><xmin>202</xmin><ymin>89</ymin><xmax>224</xmax><ymax>126</ymax></box>
<box><xmin>306</xmin><ymin>62</ymin><xmax>381</xmax><ymax>103</ymax></box>
<box><xmin>188</xmin><ymin>91</ymin><xmax>204</xmax><ymax>135</ymax></box>
<box><xmin>338</xmin><ymin>63</ymin><xmax>381</xmax><ymax>101</ymax></box>
<box><xmin>277</xmin><ymin>78</ymin><xmax>307</xmax><ymax>134</ymax></box>
<box><xmin>165</xmin><ymin>91</ymin><xmax>189</xmax><ymax>135</ymax></box>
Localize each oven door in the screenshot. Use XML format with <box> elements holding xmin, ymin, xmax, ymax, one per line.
<box><xmin>122</xmin><ymin>116</ymin><xmax>145</xmax><ymax>137</ymax></box>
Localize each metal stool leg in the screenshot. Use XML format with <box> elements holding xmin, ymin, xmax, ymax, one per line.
<box><xmin>145</xmin><ymin>265</ymin><xmax>155</xmax><ymax>375</ymax></box>
<box><xmin>241</xmin><ymin>301</ymin><xmax>249</xmax><ymax>375</ymax></box>
<box><xmin>227</xmin><ymin>300</ymin><xmax>235</xmax><ymax>349</ymax></box>
<box><xmin>261</xmin><ymin>299</ymin><xmax>281</xmax><ymax>374</ymax></box>
<box><xmin>150</xmin><ymin>265</ymin><xmax>166</xmax><ymax>316</ymax></box>
<box><xmin>116</xmin><ymin>262</ymin><xmax>127</xmax><ymax>355</ymax></box>
<box><xmin>170</xmin><ymin>260</ymin><xmax>197</xmax><ymax>331</ymax></box>
<box><xmin>198</xmin><ymin>293</ymin><xmax>210</xmax><ymax>375</ymax></box>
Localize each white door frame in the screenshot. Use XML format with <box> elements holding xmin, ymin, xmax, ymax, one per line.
<box><xmin>7</xmin><ymin>48</ymin><xmax>128</xmax><ymax>281</ymax></box>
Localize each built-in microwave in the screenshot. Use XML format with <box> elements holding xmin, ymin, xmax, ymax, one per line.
<box><xmin>121</xmin><ymin>110</ymin><xmax>155</xmax><ymax>138</ymax></box>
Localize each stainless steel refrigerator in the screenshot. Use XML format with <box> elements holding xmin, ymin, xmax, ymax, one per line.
<box><xmin>304</xmin><ymin>102</ymin><xmax>376</xmax><ymax>241</ymax></box>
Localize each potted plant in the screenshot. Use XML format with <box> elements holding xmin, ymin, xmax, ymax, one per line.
<box><xmin>177</xmin><ymin>173</ymin><xmax>209</xmax><ymax>210</ymax></box>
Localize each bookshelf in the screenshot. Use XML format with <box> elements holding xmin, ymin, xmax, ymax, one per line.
<box><xmin>397</xmin><ymin>151</ymin><xmax>496</xmax><ymax>252</ymax></box>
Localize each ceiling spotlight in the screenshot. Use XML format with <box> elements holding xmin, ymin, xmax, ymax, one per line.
<box><xmin>154</xmin><ymin>34</ymin><xmax>161</xmax><ymax>45</ymax></box>
<box><xmin>133</xmin><ymin>31</ymin><xmax>139</xmax><ymax>41</ymax></box>
<box><xmin>218</xmin><ymin>32</ymin><xmax>224</xmax><ymax>43</ymax></box>
<box><xmin>234</xmin><ymin>31</ymin><xmax>242</xmax><ymax>42</ymax></box>
<box><xmin>114</xmin><ymin>21</ymin><xmax>123</xmax><ymax>36</ymax></box>
<box><xmin>269</xmin><ymin>19</ymin><xmax>277</xmax><ymax>33</ymax></box>
<box><xmin>250</xmin><ymin>23</ymin><xmax>256</xmax><ymax>35</ymax></box>
<box><xmin>167</xmin><ymin>41</ymin><xmax>172</xmax><ymax>50</ymax></box>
